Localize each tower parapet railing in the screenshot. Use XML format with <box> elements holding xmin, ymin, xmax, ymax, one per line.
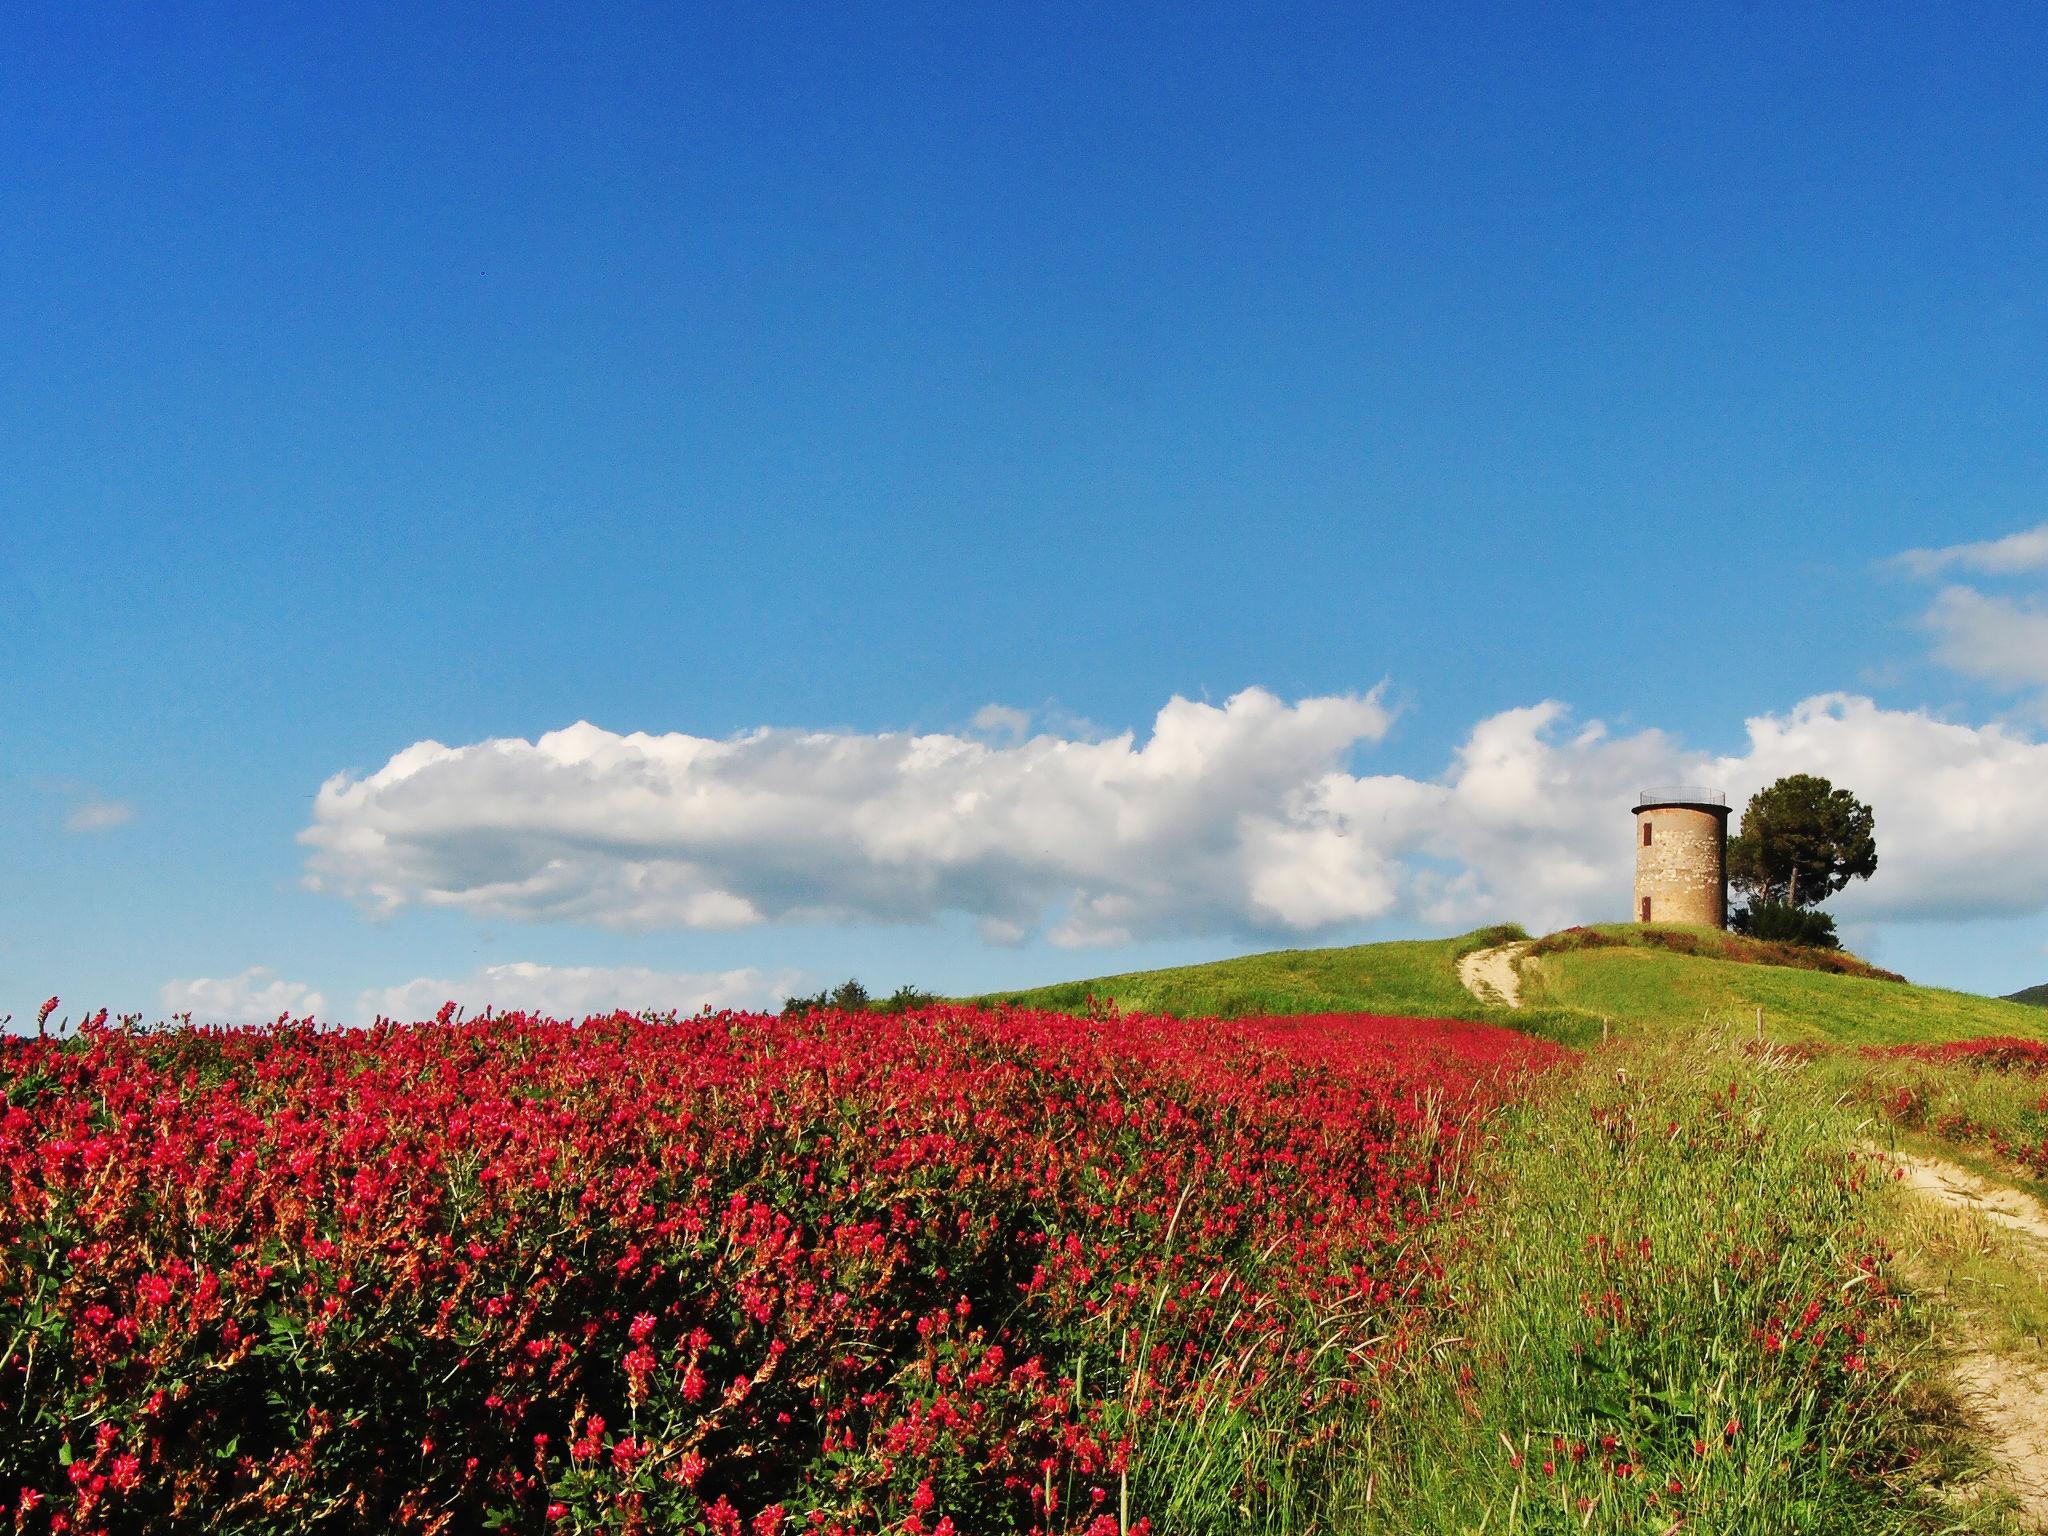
<box><xmin>1634</xmin><ymin>786</ymin><xmax>1728</xmax><ymax>810</ymax></box>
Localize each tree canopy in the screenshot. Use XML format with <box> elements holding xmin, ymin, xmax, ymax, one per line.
<box><xmin>1727</xmin><ymin>774</ymin><xmax>1877</xmax><ymax>909</ymax></box>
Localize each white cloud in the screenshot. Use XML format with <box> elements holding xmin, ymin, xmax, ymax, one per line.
<box><xmin>1919</xmin><ymin>585</ymin><xmax>2048</xmax><ymax>690</ymax></box>
<box><xmin>357</xmin><ymin>962</ymin><xmax>801</xmax><ymax>1024</ymax></box>
<box><xmin>1311</xmin><ymin>702</ymin><xmax>1692</xmax><ymax>934</ymax></box>
<box><xmin>64</xmin><ymin>798</ymin><xmax>135</xmax><ymax>833</ymax></box>
<box><xmin>969</xmin><ymin>704</ymin><xmax>1033</xmax><ymax>740</ymax></box>
<box><xmin>302</xmin><ymin>688</ymin><xmax>1399</xmax><ymax>944</ymax></box>
<box><xmin>161</xmin><ymin>967</ymin><xmax>325</xmax><ymax>1023</ymax></box>
<box><xmin>37</xmin><ymin>780</ymin><xmax>136</xmax><ymax>833</ymax></box>
<box><xmin>1365</xmin><ymin>692</ymin><xmax>2048</xmax><ymax>929</ymax></box>
<box><xmin>1722</xmin><ymin>694</ymin><xmax>2048</xmax><ymax>922</ymax></box>
<box><xmin>1892</xmin><ymin>524</ymin><xmax>2048</xmax><ymax>706</ymax></box>
<box><xmin>299</xmin><ymin>687</ymin><xmax>2048</xmax><ymax>943</ymax></box>
<box><xmin>1896</xmin><ymin>520</ymin><xmax>2048</xmax><ymax>578</ymax></box>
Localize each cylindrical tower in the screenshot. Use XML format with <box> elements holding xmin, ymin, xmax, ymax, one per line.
<box><xmin>1632</xmin><ymin>787</ymin><xmax>1731</xmax><ymax>929</ymax></box>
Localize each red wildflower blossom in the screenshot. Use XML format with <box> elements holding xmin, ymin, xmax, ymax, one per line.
<box><xmin>0</xmin><ymin>1002</ymin><xmax>1565</xmax><ymax>1532</ymax></box>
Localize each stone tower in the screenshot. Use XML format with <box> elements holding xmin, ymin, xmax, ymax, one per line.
<box><xmin>1632</xmin><ymin>787</ymin><xmax>1730</xmax><ymax>929</ymax></box>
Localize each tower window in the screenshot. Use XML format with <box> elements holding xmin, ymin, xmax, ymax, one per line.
<box><xmin>1642</xmin><ymin>821</ymin><xmax>1653</xmax><ymax>847</ymax></box>
<box><xmin>1640</xmin><ymin>896</ymin><xmax>1652</xmax><ymax>922</ymax></box>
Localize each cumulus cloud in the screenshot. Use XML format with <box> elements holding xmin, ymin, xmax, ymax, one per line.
<box><xmin>161</xmin><ymin>968</ymin><xmax>325</xmax><ymax>1023</ymax></box>
<box><xmin>1895</xmin><ymin>523</ymin><xmax>2048</xmax><ymax>702</ymax></box>
<box><xmin>1896</xmin><ymin>520</ymin><xmax>2048</xmax><ymax>578</ymax></box>
<box><xmin>358</xmin><ymin>962</ymin><xmax>801</xmax><ymax>1023</ymax></box>
<box><xmin>64</xmin><ymin>798</ymin><xmax>135</xmax><ymax>833</ymax></box>
<box><xmin>969</xmin><ymin>704</ymin><xmax>1033</xmax><ymax>740</ymax></box>
<box><xmin>1919</xmin><ymin>585</ymin><xmax>2048</xmax><ymax>690</ymax></box>
<box><xmin>1722</xmin><ymin>694</ymin><xmax>2048</xmax><ymax>921</ymax></box>
<box><xmin>37</xmin><ymin>779</ymin><xmax>136</xmax><ymax>833</ymax></box>
<box><xmin>301</xmin><ymin>688</ymin><xmax>1400</xmax><ymax>946</ymax></box>
<box><xmin>300</xmin><ymin>686</ymin><xmax>2048</xmax><ymax>942</ymax></box>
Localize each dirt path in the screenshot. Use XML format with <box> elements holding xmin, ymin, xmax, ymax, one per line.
<box><xmin>1456</xmin><ymin>942</ymin><xmax>1529</xmax><ymax>1009</ymax></box>
<box><xmin>1873</xmin><ymin>1145</ymin><xmax>2048</xmax><ymax>1526</ymax></box>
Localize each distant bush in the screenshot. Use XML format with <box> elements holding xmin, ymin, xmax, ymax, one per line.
<box><xmin>1732</xmin><ymin>900</ymin><xmax>1841</xmax><ymax>950</ymax></box>
<box><xmin>779</xmin><ymin>988</ymin><xmax>825</xmax><ymax>1019</ymax></box>
<box><xmin>778</xmin><ymin>983</ymin><xmax>855</xmax><ymax>1019</ymax></box>
<box><xmin>782</xmin><ymin>980</ymin><xmax>938</xmax><ymax>1017</ymax></box>
<box><xmin>1458</xmin><ymin>923</ymin><xmax>1530</xmax><ymax>953</ymax></box>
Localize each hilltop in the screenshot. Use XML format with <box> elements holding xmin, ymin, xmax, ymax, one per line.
<box><xmin>1516</xmin><ymin>923</ymin><xmax>2046</xmax><ymax>1046</ymax></box>
<box><xmin>2007</xmin><ymin>982</ymin><xmax>2048</xmax><ymax>1008</ymax></box>
<box><xmin>980</xmin><ymin>921</ymin><xmax>2048</xmax><ymax>1048</ymax></box>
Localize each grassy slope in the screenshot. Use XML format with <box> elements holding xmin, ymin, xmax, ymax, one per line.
<box><xmin>974</xmin><ymin>925</ymin><xmax>1519</xmax><ymax>1021</ymax></box>
<box><xmin>1519</xmin><ymin>926</ymin><xmax>2048</xmax><ymax>1046</ymax></box>
<box><xmin>980</xmin><ymin>920</ymin><xmax>2046</xmax><ymax>1051</ymax></box>
<box><xmin>982</xmin><ymin>927</ymin><xmax>2042</xmax><ymax>1529</ymax></box>
<box><xmin>1341</xmin><ymin>1032</ymin><xmax>1994</xmax><ymax>1534</ymax></box>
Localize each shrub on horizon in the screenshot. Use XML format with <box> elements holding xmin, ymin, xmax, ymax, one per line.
<box><xmin>1731</xmin><ymin>899</ymin><xmax>1841</xmax><ymax>950</ymax></box>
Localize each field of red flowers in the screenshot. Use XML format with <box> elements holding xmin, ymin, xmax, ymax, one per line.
<box><xmin>0</xmin><ymin>1003</ymin><xmax>1565</xmax><ymax>1535</ymax></box>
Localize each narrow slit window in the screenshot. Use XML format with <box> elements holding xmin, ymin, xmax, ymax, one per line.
<box><xmin>1642</xmin><ymin>820</ymin><xmax>1654</xmax><ymax>847</ymax></box>
<box><xmin>1640</xmin><ymin>896</ymin><xmax>1652</xmax><ymax>922</ymax></box>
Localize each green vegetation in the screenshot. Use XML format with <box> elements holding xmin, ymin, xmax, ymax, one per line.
<box><xmin>976</xmin><ymin>925</ymin><xmax>1522</xmax><ymax>1020</ymax></box>
<box><xmin>1730</xmin><ymin>897</ymin><xmax>1844</xmax><ymax>949</ymax></box>
<box><xmin>1337</xmin><ymin>1033</ymin><xmax>2002</xmax><ymax>1534</ymax></box>
<box><xmin>1524</xmin><ymin>922</ymin><xmax>1906</xmax><ymax>982</ymax></box>
<box><xmin>1834</xmin><ymin>1041</ymin><xmax>2048</xmax><ymax>1186</ymax></box>
<box><xmin>2006</xmin><ymin>983</ymin><xmax>2048</xmax><ymax>1009</ymax></box>
<box><xmin>978</xmin><ymin>921</ymin><xmax>2048</xmax><ymax>1529</ymax></box>
<box><xmin>978</xmin><ymin>919</ymin><xmax>2045</xmax><ymax>1051</ymax></box>
<box><xmin>1519</xmin><ymin>927</ymin><xmax>2047</xmax><ymax>1047</ymax></box>
<box><xmin>781</xmin><ymin>978</ymin><xmax>940</xmax><ymax>1017</ymax></box>
<box><xmin>1728</xmin><ymin>773</ymin><xmax>1879</xmax><ymax>911</ymax></box>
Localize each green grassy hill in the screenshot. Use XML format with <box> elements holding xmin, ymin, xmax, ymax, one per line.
<box><xmin>978</xmin><ymin>921</ymin><xmax>2048</xmax><ymax>1049</ymax></box>
<box><xmin>1517</xmin><ymin>925</ymin><xmax>2048</xmax><ymax>1046</ymax></box>
<box><xmin>975</xmin><ymin>924</ymin><xmax>1518</xmax><ymax>1020</ymax></box>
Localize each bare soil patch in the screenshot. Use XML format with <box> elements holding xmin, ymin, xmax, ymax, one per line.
<box><xmin>1456</xmin><ymin>942</ymin><xmax>1529</xmax><ymax>1009</ymax></box>
<box><xmin>1875</xmin><ymin>1145</ymin><xmax>2048</xmax><ymax>1527</ymax></box>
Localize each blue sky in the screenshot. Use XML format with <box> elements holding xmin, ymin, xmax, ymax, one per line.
<box><xmin>7</xmin><ymin>3</ymin><xmax>2048</xmax><ymax>1022</ymax></box>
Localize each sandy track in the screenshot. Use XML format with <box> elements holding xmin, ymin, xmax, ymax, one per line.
<box><xmin>1456</xmin><ymin>942</ymin><xmax>1529</xmax><ymax>1009</ymax></box>
<box><xmin>1875</xmin><ymin>1146</ymin><xmax>2048</xmax><ymax>1526</ymax></box>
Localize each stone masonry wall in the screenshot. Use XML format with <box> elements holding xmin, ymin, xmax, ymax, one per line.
<box><xmin>1633</xmin><ymin>806</ymin><xmax>1727</xmax><ymax>928</ymax></box>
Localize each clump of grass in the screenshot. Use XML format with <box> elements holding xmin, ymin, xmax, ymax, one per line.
<box><xmin>1523</xmin><ymin>925</ymin><xmax>1628</xmax><ymax>956</ymax></box>
<box><xmin>1880</xmin><ymin>1182</ymin><xmax>2048</xmax><ymax>1366</ymax></box>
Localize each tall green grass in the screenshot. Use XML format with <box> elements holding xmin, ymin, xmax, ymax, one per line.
<box><xmin>1826</xmin><ymin>1046</ymin><xmax>2048</xmax><ymax>1188</ymax></box>
<box><xmin>1132</xmin><ymin>1033</ymin><xmax>2012</xmax><ymax>1533</ymax></box>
